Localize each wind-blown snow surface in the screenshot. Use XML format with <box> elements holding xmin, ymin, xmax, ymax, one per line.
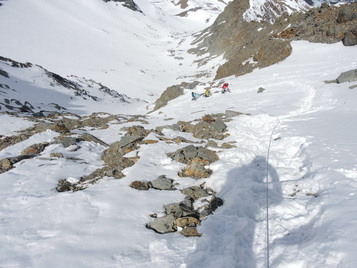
<box><xmin>1</xmin><ymin>40</ymin><xmax>357</xmax><ymax>268</ymax></box>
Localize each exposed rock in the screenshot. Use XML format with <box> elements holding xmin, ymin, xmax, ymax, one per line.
<box><xmin>53</xmin><ymin>123</ymin><xmax>70</xmax><ymax>134</ymax></box>
<box><xmin>0</xmin><ymin>69</ymin><xmax>9</xmax><ymax>78</ymax></box>
<box><xmin>257</xmin><ymin>87</ymin><xmax>266</xmax><ymax>93</ymax></box>
<box><xmin>168</xmin><ymin>145</ymin><xmax>198</xmax><ymax>164</ymax></box>
<box><xmin>141</xmin><ymin>139</ymin><xmax>158</xmax><ymax>144</ymax></box>
<box><xmin>130</xmin><ymin>180</ymin><xmax>151</xmax><ymax>190</ymax></box>
<box><xmin>0</xmin><ymin>155</ymin><xmax>35</xmax><ymax>174</ymax></box>
<box><xmin>336</xmin><ymin>69</ymin><xmax>357</xmax><ymax>83</ymax></box>
<box><xmin>0</xmin><ymin>133</ymin><xmax>31</xmax><ymax>151</ymax></box>
<box><xmin>209</xmin><ymin>195</ymin><xmax>224</xmax><ymax>212</ymax></box>
<box><xmin>174</xmin><ymin>217</ymin><xmax>200</xmax><ymax>228</ymax></box>
<box><xmin>0</xmin><ymin>158</ymin><xmax>12</xmax><ymax>173</ymax></box>
<box><xmin>206</xmin><ymin>140</ymin><xmax>219</xmax><ymax>148</ymax></box>
<box><xmin>50</xmin><ymin>153</ymin><xmax>64</xmax><ymax>158</ymax></box>
<box><xmin>201</xmin><ymin>114</ymin><xmax>215</xmax><ymax>123</ymax></box>
<box><xmin>87</xmin><ymin>166</ymin><xmax>126</xmax><ymax>180</ymax></box>
<box><xmin>179</xmin><ymin>158</ymin><xmax>213</xmax><ymax>179</ymax></box>
<box><xmin>336</xmin><ymin>5</ymin><xmax>357</xmax><ymax>23</ymax></box>
<box><xmin>193</xmin><ymin>121</ymin><xmax>227</xmax><ymax>140</ymax></box>
<box><xmin>151</xmin><ymin>175</ymin><xmax>175</xmax><ymax>190</ymax></box>
<box><xmin>225</xmin><ymin>109</ymin><xmax>245</xmax><ymax>118</ymax></box>
<box><xmin>181</xmin><ymin>186</ymin><xmax>210</xmax><ymax>200</ymax></box>
<box><xmin>221</xmin><ymin>142</ymin><xmax>236</xmax><ymax>149</ymax></box>
<box><xmin>20</xmin><ymin>142</ymin><xmax>49</xmax><ymax>155</ymax></box>
<box><xmin>59</xmin><ymin>136</ymin><xmax>82</xmax><ymax>148</ymax></box>
<box><xmin>103</xmin><ymin>0</ymin><xmax>142</xmax><ymax>13</ymax></box>
<box><xmin>168</xmin><ymin>145</ymin><xmax>219</xmax><ymax>164</ymax></box>
<box><xmin>190</xmin><ymin>1</ymin><xmax>357</xmax><ymax>80</ymax></box>
<box><xmin>124</xmin><ymin>125</ymin><xmax>150</xmax><ymax>137</ymax></box>
<box><xmin>79</xmin><ymin>133</ymin><xmax>109</xmax><ymax>147</ymax></box>
<box><xmin>197</xmin><ymin>147</ymin><xmax>219</xmax><ymax>164</ymax></box>
<box><xmin>56</xmin><ymin>178</ymin><xmax>85</xmax><ymax>192</ymax></box>
<box><xmin>146</xmin><ymin>214</ymin><xmax>177</xmax><ymax>234</ymax></box>
<box><xmin>102</xmin><ymin>135</ymin><xmax>143</xmax><ymax>166</ymax></box>
<box><xmin>200</xmin><ymin>195</ymin><xmax>224</xmax><ymax>218</ymax></box>
<box><xmin>343</xmin><ymin>28</ymin><xmax>357</xmax><ymax>46</ymax></box>
<box><xmin>153</xmin><ymin>84</ymin><xmax>184</xmax><ymax>111</ymax></box>
<box><xmin>164</xmin><ymin>200</ymin><xmax>198</xmax><ymax>218</ymax></box>
<box><xmin>180</xmin><ymin>227</ymin><xmax>202</xmax><ymax>237</ymax></box>
<box><xmin>210</xmin><ymin>118</ymin><xmax>227</xmax><ymax>133</ymax></box>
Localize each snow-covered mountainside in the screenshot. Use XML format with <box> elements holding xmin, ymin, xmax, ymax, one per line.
<box><xmin>0</xmin><ymin>0</ymin><xmax>357</xmax><ymax>268</ymax></box>
<box><xmin>0</xmin><ymin>56</ymin><xmax>144</xmax><ymax>115</ymax></box>
<box><xmin>243</xmin><ymin>0</ymin><xmax>310</xmax><ymax>22</ymax></box>
<box><xmin>243</xmin><ymin>0</ymin><xmax>355</xmax><ymax>22</ymax></box>
<box><xmin>0</xmin><ymin>0</ymin><xmax>228</xmax><ymax>101</ymax></box>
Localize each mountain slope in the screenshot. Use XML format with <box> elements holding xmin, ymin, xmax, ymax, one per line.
<box><xmin>0</xmin><ymin>1</ymin><xmax>357</xmax><ymax>268</ymax></box>
<box><xmin>0</xmin><ymin>0</ymin><xmax>228</xmax><ymax>100</ymax></box>
<box><xmin>0</xmin><ymin>40</ymin><xmax>356</xmax><ymax>268</ymax></box>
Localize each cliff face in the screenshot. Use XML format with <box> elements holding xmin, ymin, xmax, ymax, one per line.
<box><xmin>189</xmin><ymin>0</ymin><xmax>357</xmax><ymax>80</ymax></box>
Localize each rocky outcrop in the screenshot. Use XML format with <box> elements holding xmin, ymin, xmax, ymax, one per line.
<box><xmin>167</xmin><ymin>145</ymin><xmax>219</xmax><ymax>179</ymax></box>
<box><xmin>0</xmin><ymin>155</ymin><xmax>36</xmax><ymax>174</ymax></box>
<box><xmin>153</xmin><ymin>84</ymin><xmax>184</xmax><ymax>111</ymax></box>
<box><xmin>20</xmin><ymin>142</ymin><xmax>49</xmax><ymax>155</ymax></box>
<box><xmin>103</xmin><ymin>0</ymin><xmax>142</xmax><ymax>13</ymax></box>
<box><xmin>152</xmin><ymin>81</ymin><xmax>201</xmax><ymax>111</ymax></box>
<box><xmin>189</xmin><ymin>1</ymin><xmax>357</xmax><ymax>80</ymax></box>
<box><xmin>146</xmin><ymin>184</ymin><xmax>224</xmax><ymax>236</ymax></box>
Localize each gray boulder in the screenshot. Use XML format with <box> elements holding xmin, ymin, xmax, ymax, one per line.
<box><xmin>337</xmin><ymin>69</ymin><xmax>357</xmax><ymax>83</ymax></box>
<box><xmin>164</xmin><ymin>200</ymin><xmax>199</xmax><ymax>219</ymax></box>
<box><xmin>181</xmin><ymin>186</ymin><xmax>210</xmax><ymax>200</ymax></box>
<box><xmin>130</xmin><ymin>180</ymin><xmax>150</xmax><ymax>190</ymax></box>
<box><xmin>342</xmin><ymin>29</ymin><xmax>357</xmax><ymax>46</ymax></box>
<box><xmin>197</xmin><ymin>147</ymin><xmax>219</xmax><ymax>163</ymax></box>
<box><xmin>146</xmin><ymin>214</ymin><xmax>176</xmax><ymax>234</ymax></box>
<box><xmin>168</xmin><ymin>145</ymin><xmax>219</xmax><ymax>164</ymax></box>
<box><xmin>151</xmin><ymin>175</ymin><xmax>175</xmax><ymax>190</ymax></box>
<box><xmin>210</xmin><ymin>119</ymin><xmax>227</xmax><ymax>133</ymax></box>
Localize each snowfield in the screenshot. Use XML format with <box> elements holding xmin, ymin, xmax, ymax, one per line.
<box><xmin>0</xmin><ymin>0</ymin><xmax>357</xmax><ymax>268</ymax></box>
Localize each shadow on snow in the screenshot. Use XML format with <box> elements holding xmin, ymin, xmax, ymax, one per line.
<box><xmin>186</xmin><ymin>156</ymin><xmax>282</xmax><ymax>268</ymax></box>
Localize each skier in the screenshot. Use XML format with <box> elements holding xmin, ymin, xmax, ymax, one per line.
<box><xmin>205</xmin><ymin>88</ymin><xmax>212</xmax><ymax>97</ymax></box>
<box><xmin>221</xmin><ymin>83</ymin><xmax>231</xmax><ymax>93</ymax></box>
<box><xmin>191</xmin><ymin>91</ymin><xmax>199</xmax><ymax>101</ymax></box>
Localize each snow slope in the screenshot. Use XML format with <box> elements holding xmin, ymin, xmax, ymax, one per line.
<box><xmin>1</xmin><ymin>40</ymin><xmax>357</xmax><ymax>267</ymax></box>
<box><xmin>1</xmin><ymin>0</ymin><xmax>357</xmax><ymax>268</ymax></box>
